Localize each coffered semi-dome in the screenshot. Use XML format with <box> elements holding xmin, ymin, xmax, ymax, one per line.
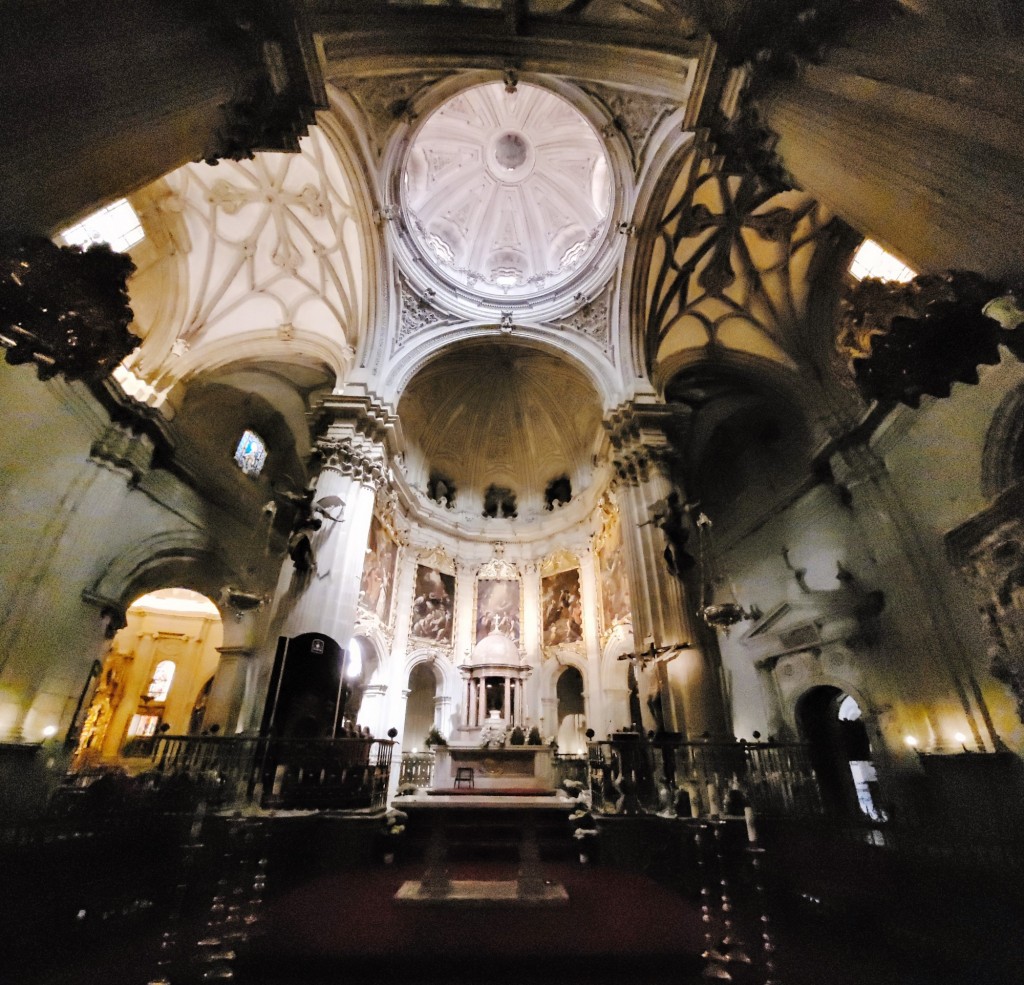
<box><xmin>402</xmin><ymin>81</ymin><xmax>612</xmax><ymax>302</ymax></box>
<box><xmin>398</xmin><ymin>342</ymin><xmax>603</xmax><ymax>511</ymax></box>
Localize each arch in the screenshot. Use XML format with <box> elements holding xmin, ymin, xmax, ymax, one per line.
<box><xmin>87</xmin><ymin>530</ymin><xmax>240</xmax><ymax>619</ymax></box>
<box><xmin>981</xmin><ymin>381</ymin><xmax>1024</xmax><ymax>500</ymax></box>
<box><xmin>404</xmin><ymin>647</ymin><xmax>457</xmax><ymax>696</ymax></box>
<box><xmin>795</xmin><ymin>683</ymin><xmax>883</xmax><ymax>820</ymax></box>
<box><xmin>378</xmin><ymin>320</ymin><xmax>627</xmax><ymax>411</ymax></box>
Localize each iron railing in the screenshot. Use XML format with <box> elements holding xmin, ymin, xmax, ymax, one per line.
<box><xmin>587</xmin><ymin>735</ymin><xmax>822</xmax><ymax>816</ymax></box>
<box><xmin>148</xmin><ymin>735</ymin><xmax>396</xmax><ymax>811</ymax></box>
<box><xmin>398</xmin><ymin>751</ymin><xmax>435</xmax><ymax>787</ymax></box>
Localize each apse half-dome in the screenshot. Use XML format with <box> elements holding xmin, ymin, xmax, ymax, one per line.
<box><xmin>402</xmin><ymin>81</ymin><xmax>612</xmax><ymax>302</ymax></box>
<box><xmin>398</xmin><ymin>341</ymin><xmax>603</xmax><ymax>515</ymax></box>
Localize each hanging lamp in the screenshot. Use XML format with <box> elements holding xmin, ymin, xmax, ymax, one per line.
<box><xmin>695</xmin><ymin>512</ymin><xmax>759</xmax><ymax>629</ymax></box>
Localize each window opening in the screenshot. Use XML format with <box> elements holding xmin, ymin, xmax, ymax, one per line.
<box><xmin>234</xmin><ymin>429</ymin><xmax>268</xmax><ymax>477</ymax></box>
<box><xmin>59</xmin><ymin>198</ymin><xmax>145</xmax><ymax>253</ymax></box>
<box><xmin>848</xmin><ymin>239</ymin><xmax>915</xmax><ymax>283</ymax></box>
<box><xmin>147</xmin><ymin>660</ymin><xmax>175</xmax><ymax>703</ymax></box>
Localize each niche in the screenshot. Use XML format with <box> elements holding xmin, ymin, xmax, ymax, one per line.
<box><xmin>483</xmin><ymin>485</ymin><xmax>517</xmax><ymax>519</ymax></box>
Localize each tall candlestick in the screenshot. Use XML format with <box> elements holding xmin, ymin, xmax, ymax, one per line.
<box><xmin>744</xmin><ymin>805</ymin><xmax>758</xmax><ymax>843</ymax></box>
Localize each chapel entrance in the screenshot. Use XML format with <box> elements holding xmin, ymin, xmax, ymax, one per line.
<box><xmin>797</xmin><ymin>685</ymin><xmax>884</xmax><ymax>820</ymax></box>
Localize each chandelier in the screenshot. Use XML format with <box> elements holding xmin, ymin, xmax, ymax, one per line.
<box><xmin>695</xmin><ymin>512</ymin><xmax>760</xmax><ymax>629</ymax></box>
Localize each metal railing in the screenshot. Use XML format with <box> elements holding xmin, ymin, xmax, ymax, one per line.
<box><xmin>148</xmin><ymin>734</ymin><xmax>396</xmax><ymax>811</ymax></box>
<box><xmin>398</xmin><ymin>751</ymin><xmax>435</xmax><ymax>787</ymax></box>
<box><xmin>587</xmin><ymin>735</ymin><xmax>822</xmax><ymax>816</ymax></box>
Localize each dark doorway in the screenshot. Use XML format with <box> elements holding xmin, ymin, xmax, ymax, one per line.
<box><xmin>797</xmin><ymin>686</ymin><xmax>884</xmax><ymax>820</ymax></box>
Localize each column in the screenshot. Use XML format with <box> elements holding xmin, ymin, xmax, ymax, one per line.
<box><xmin>759</xmin><ymin>21</ymin><xmax>1024</xmax><ymax>282</ymax></box>
<box><xmin>359</xmin><ymin>684</ymin><xmax>389</xmax><ymax>737</ymax></box>
<box><xmin>504</xmin><ymin>677</ymin><xmax>512</xmax><ymax>722</ymax></box>
<box><xmin>203</xmin><ymin>606</ymin><xmax>262</xmax><ymax>735</ymax></box>
<box><xmin>608</xmin><ymin>401</ymin><xmax>728</xmax><ymax>738</ymax></box>
<box><xmin>2</xmin><ymin>0</ymin><xmax>323</xmax><ymax>236</ymax></box>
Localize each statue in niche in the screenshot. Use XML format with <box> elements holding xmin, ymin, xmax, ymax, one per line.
<box><xmin>276</xmin><ymin>479</ymin><xmax>345</xmax><ymax>573</ymax></box>
<box><xmin>544</xmin><ymin>475</ymin><xmax>572</xmax><ymax>510</ymax></box>
<box><xmin>427</xmin><ymin>472</ymin><xmax>456</xmax><ymax>508</ymax></box>
<box><xmin>483</xmin><ymin>484</ymin><xmax>517</xmax><ymax>519</ymax></box>
<box><xmin>646</xmin><ymin>491</ymin><xmax>696</xmax><ymax>579</ymax></box>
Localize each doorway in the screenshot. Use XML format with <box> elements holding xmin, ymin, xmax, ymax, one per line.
<box><xmin>796</xmin><ymin>685</ymin><xmax>885</xmax><ymax>821</ymax></box>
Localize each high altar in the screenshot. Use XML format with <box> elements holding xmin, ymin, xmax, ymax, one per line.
<box><xmin>432</xmin><ymin>631</ymin><xmax>554</xmax><ymax>791</ymax></box>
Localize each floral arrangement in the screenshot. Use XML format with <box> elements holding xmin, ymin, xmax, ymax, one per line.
<box><xmin>527</xmin><ymin>726</ymin><xmax>543</xmax><ymax>746</ymax></box>
<box><xmin>424</xmin><ymin>726</ymin><xmax>447</xmax><ymax>747</ymax></box>
<box><xmin>384</xmin><ymin>808</ymin><xmax>408</xmax><ymax>836</ymax></box>
<box><xmin>508</xmin><ymin>726</ymin><xmax>526</xmax><ymax>745</ymax></box>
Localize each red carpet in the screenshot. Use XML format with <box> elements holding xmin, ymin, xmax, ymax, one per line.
<box><xmin>249</xmin><ymin>859</ymin><xmax>703</xmax><ymax>964</ymax></box>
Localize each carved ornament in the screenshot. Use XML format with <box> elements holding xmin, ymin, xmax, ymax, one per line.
<box><xmin>837</xmin><ymin>271</ymin><xmax>1011</xmax><ymax>408</ymax></box>
<box><xmin>0</xmin><ymin>237</ymin><xmax>138</xmax><ymax>382</ymax></box>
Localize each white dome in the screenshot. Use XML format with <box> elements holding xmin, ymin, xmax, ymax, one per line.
<box><xmin>469</xmin><ymin>630</ymin><xmax>521</xmax><ymax>666</ymax></box>
<box><xmin>402</xmin><ymin>81</ymin><xmax>612</xmax><ymax>302</ymax></box>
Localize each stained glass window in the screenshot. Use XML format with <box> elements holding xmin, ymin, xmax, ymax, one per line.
<box><xmin>147</xmin><ymin>660</ymin><xmax>175</xmax><ymax>702</ymax></box>
<box><xmin>234</xmin><ymin>429</ymin><xmax>267</xmax><ymax>477</ymax></box>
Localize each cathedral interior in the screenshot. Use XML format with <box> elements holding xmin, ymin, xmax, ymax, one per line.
<box><xmin>2</xmin><ymin>1</ymin><xmax>1024</xmax><ymax>983</ymax></box>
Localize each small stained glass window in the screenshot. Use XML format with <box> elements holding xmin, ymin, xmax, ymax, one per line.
<box><xmin>234</xmin><ymin>429</ymin><xmax>267</xmax><ymax>477</ymax></box>
<box><xmin>849</xmin><ymin>239</ymin><xmax>915</xmax><ymax>283</ymax></box>
<box><xmin>147</xmin><ymin>660</ymin><xmax>176</xmax><ymax>703</ymax></box>
<box><xmin>59</xmin><ymin>198</ymin><xmax>145</xmax><ymax>253</ymax></box>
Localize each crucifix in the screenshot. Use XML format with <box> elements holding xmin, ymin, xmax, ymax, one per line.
<box><xmin>617</xmin><ymin>639</ymin><xmax>690</xmax><ymax>733</ymax></box>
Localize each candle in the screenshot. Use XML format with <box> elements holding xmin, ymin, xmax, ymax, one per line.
<box><xmin>744</xmin><ymin>806</ymin><xmax>758</xmax><ymax>843</ymax></box>
<box><xmin>707</xmin><ymin>782</ymin><xmax>720</xmax><ymax>816</ymax></box>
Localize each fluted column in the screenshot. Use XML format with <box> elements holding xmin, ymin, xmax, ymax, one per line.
<box><xmin>276</xmin><ymin>430</ymin><xmax>389</xmax><ymax>650</ymax></box>
<box><xmin>760</xmin><ymin>21</ymin><xmax>1024</xmax><ymax>281</ymax></box>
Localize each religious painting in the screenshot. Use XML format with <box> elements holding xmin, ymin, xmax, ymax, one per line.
<box><xmin>359</xmin><ymin>515</ymin><xmax>398</xmax><ymax>623</ymax></box>
<box><xmin>410</xmin><ymin>564</ymin><xmax>455</xmax><ymax>644</ymax></box>
<box><xmin>541</xmin><ymin>568</ymin><xmax>583</xmax><ymax>646</ymax></box>
<box><xmin>598</xmin><ymin>511</ymin><xmax>632</xmax><ymax>633</ymax></box>
<box><xmin>475</xmin><ymin>579</ymin><xmax>521</xmax><ymax>643</ymax></box>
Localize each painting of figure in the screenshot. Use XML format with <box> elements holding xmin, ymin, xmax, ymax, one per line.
<box><xmin>598</xmin><ymin>512</ymin><xmax>631</xmax><ymax>632</ymax></box>
<box><xmin>476</xmin><ymin>579</ymin><xmax>521</xmax><ymax>643</ymax></box>
<box><xmin>541</xmin><ymin>568</ymin><xmax>583</xmax><ymax>646</ymax></box>
<box><xmin>410</xmin><ymin>564</ymin><xmax>455</xmax><ymax>643</ymax></box>
<box><xmin>359</xmin><ymin>516</ymin><xmax>398</xmax><ymax>623</ymax></box>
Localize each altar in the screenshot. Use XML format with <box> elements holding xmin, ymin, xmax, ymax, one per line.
<box><xmin>432</xmin><ymin>745</ymin><xmax>555</xmax><ymax>792</ymax></box>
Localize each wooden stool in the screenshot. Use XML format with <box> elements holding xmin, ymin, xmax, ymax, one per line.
<box><xmin>454</xmin><ymin>766</ymin><xmax>474</xmax><ymax>789</ymax></box>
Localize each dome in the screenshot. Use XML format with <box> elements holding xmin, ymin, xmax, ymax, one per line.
<box><xmin>402</xmin><ymin>81</ymin><xmax>612</xmax><ymax>302</ymax></box>
<box><xmin>469</xmin><ymin>630</ymin><xmax>521</xmax><ymax>666</ymax></box>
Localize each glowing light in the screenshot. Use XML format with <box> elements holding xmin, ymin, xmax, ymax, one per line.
<box><xmin>42</xmin><ymin>725</ymin><xmax>58</xmax><ymax>738</ymax></box>
<box><xmin>954</xmin><ymin>732</ymin><xmax>967</xmax><ymax>744</ymax></box>
<box><xmin>904</xmin><ymin>735</ymin><xmax>918</xmax><ymax>748</ymax></box>
<box><xmin>346</xmin><ymin>638</ymin><xmax>363</xmax><ymax>679</ymax></box>
<box><xmin>234</xmin><ymin>429</ymin><xmax>267</xmax><ymax>477</ymax></box>
<box><xmin>849</xmin><ymin>239</ymin><xmax>915</xmax><ymax>283</ymax></box>
<box><xmin>60</xmin><ymin>198</ymin><xmax>144</xmax><ymax>253</ymax></box>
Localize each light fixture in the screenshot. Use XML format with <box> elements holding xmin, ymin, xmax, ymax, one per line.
<box><xmin>904</xmin><ymin>735</ymin><xmax>918</xmax><ymax>748</ymax></box>
<box><xmin>954</xmin><ymin>731</ymin><xmax>967</xmax><ymax>743</ymax></box>
<box><xmin>42</xmin><ymin>725</ymin><xmax>58</xmax><ymax>739</ymax></box>
<box><xmin>695</xmin><ymin>512</ymin><xmax>760</xmax><ymax>629</ymax></box>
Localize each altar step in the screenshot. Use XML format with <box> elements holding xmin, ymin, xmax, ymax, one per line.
<box><xmin>427</xmin><ymin>786</ymin><xmax>557</xmax><ymax>796</ymax></box>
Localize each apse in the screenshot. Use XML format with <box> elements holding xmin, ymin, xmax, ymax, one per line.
<box><xmin>397</xmin><ymin>341</ymin><xmax>604</xmax><ymax>520</ymax></box>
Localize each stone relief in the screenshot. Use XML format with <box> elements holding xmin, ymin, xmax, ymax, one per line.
<box><xmin>580</xmin><ymin>81</ymin><xmax>676</xmax><ymax>171</ymax></box>
<box><xmin>340</xmin><ymin>73</ymin><xmax>447</xmax><ymax>154</ymax></box>
<box><xmin>551</xmin><ymin>287</ymin><xmax>612</xmax><ymax>350</ymax></box>
<box><xmin>951</xmin><ymin>505</ymin><xmax>1024</xmax><ymax>724</ymax></box>
<box><xmin>395</xmin><ymin>273</ymin><xmax>455</xmax><ymax>348</ymax></box>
